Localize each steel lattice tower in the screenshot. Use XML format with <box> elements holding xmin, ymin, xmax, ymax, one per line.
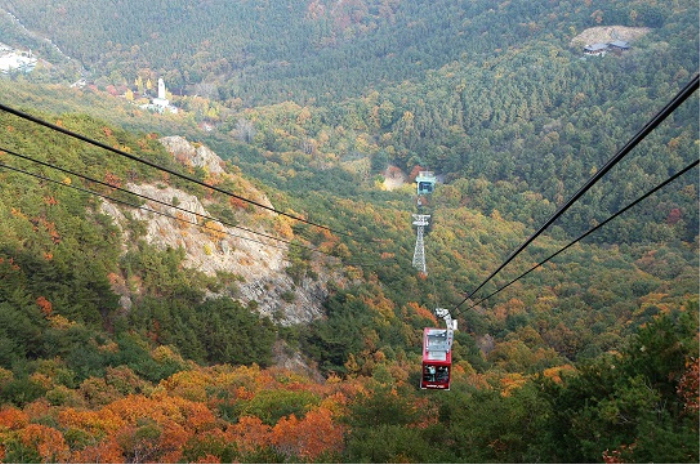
<box><xmin>412</xmin><ymin>214</ymin><xmax>430</xmax><ymax>274</ymax></box>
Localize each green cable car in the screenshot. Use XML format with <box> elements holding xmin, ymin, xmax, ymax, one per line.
<box><xmin>415</xmin><ymin>171</ymin><xmax>437</xmax><ymax>196</ymax></box>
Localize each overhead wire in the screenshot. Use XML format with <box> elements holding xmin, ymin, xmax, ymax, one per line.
<box><xmin>2</xmin><ymin>78</ymin><xmax>696</xmax><ymax>303</ymax></box>
<box><xmin>422</xmin><ymin>214</ymin><xmax>441</xmax><ymax>312</ymax></box>
<box><xmin>0</xmin><ymin>102</ymin><xmax>360</xmax><ymax>241</ymax></box>
<box><xmin>0</xmin><ymin>160</ymin><xmax>297</xmax><ymax>252</ymax></box>
<box><xmin>452</xmin><ymin>159</ymin><xmax>699</xmax><ymax>318</ymax></box>
<box><xmin>0</xmin><ymin>146</ymin><xmax>403</xmax><ymax>271</ymax></box>
<box><xmin>0</xmin><ymin>145</ymin><xmax>333</xmax><ymax>257</ymax></box>
<box><xmin>451</xmin><ymin>73</ymin><xmax>699</xmax><ymax>313</ymax></box>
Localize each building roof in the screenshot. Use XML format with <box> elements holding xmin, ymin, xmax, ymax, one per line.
<box><xmin>584</xmin><ymin>43</ymin><xmax>609</xmax><ymax>52</ymax></box>
<box><xmin>608</xmin><ymin>40</ymin><xmax>630</xmax><ymax>49</ymax></box>
<box><xmin>416</xmin><ymin>171</ymin><xmax>436</xmax><ymax>182</ymax></box>
<box><xmin>0</xmin><ymin>52</ymin><xmax>37</xmax><ymax>73</ymax></box>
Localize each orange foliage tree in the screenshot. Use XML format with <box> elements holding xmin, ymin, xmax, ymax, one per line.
<box><xmin>36</xmin><ymin>296</ymin><xmax>53</xmax><ymax>317</ymax></box>
<box><xmin>227</xmin><ymin>416</ymin><xmax>272</xmax><ymax>456</ymax></box>
<box><xmin>0</xmin><ymin>407</ymin><xmax>29</xmax><ymax>430</ymax></box>
<box><xmin>19</xmin><ymin>424</ymin><xmax>70</xmax><ymax>463</ymax></box>
<box><xmin>1</xmin><ymin>364</ymin><xmax>365</xmax><ymax>463</ymax></box>
<box><xmin>677</xmin><ymin>356</ymin><xmax>700</xmax><ymax>414</ymax></box>
<box><xmin>271</xmin><ymin>407</ymin><xmax>346</xmax><ymax>461</ymax></box>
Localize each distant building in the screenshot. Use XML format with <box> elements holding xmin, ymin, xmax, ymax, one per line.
<box><xmin>70</xmin><ymin>78</ymin><xmax>87</xmax><ymax>88</ymax></box>
<box><xmin>583</xmin><ymin>43</ymin><xmax>608</xmax><ymax>56</ymax></box>
<box><xmin>608</xmin><ymin>40</ymin><xmax>630</xmax><ymax>51</ymax></box>
<box><xmin>152</xmin><ymin>78</ymin><xmax>170</xmax><ymax>108</ymax></box>
<box><xmin>158</xmin><ymin>78</ymin><xmax>166</xmax><ymax>99</ymax></box>
<box><xmin>141</xmin><ymin>77</ymin><xmax>178</xmax><ymax>113</ymax></box>
<box><xmin>0</xmin><ymin>49</ymin><xmax>37</xmax><ymax>73</ymax></box>
<box><xmin>583</xmin><ymin>40</ymin><xmax>631</xmax><ymax>57</ymax></box>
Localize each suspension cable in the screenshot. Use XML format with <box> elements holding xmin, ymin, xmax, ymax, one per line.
<box><xmin>453</xmin><ymin>159</ymin><xmax>699</xmax><ymax>316</ymax></box>
<box><xmin>0</xmin><ymin>145</ymin><xmax>336</xmax><ymax>256</ymax></box>
<box><xmin>0</xmin><ymin>102</ymin><xmax>358</xmax><ymax>240</ymax></box>
<box><xmin>0</xmin><ymin>160</ymin><xmax>311</xmax><ymax>255</ymax></box>
<box><xmin>452</xmin><ymin>73</ymin><xmax>699</xmax><ymax>313</ymax></box>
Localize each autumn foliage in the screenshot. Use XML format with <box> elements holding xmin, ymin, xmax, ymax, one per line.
<box><xmin>0</xmin><ymin>365</ymin><xmax>357</xmax><ymax>463</ymax></box>
<box><xmin>271</xmin><ymin>407</ymin><xmax>346</xmax><ymax>460</ymax></box>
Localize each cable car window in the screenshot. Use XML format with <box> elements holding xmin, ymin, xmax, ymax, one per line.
<box><xmin>436</xmin><ymin>366</ymin><xmax>449</xmax><ymax>382</ymax></box>
<box><xmin>418</xmin><ymin>181</ymin><xmax>434</xmax><ymax>194</ymax></box>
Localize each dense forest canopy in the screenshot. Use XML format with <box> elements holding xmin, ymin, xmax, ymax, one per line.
<box><xmin>0</xmin><ymin>0</ymin><xmax>697</xmax><ymax>462</ymax></box>
<box><xmin>3</xmin><ymin>0</ymin><xmax>695</xmax><ymax>243</ymax></box>
<box><xmin>0</xmin><ymin>0</ymin><xmax>682</xmax><ymax>104</ymax></box>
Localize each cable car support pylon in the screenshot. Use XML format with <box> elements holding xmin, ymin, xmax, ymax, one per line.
<box><xmin>412</xmin><ymin>214</ymin><xmax>430</xmax><ymax>274</ymax></box>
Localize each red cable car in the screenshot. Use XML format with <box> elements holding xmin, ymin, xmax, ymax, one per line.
<box><xmin>421</xmin><ymin>308</ymin><xmax>456</xmax><ymax>390</ymax></box>
<box><xmin>420</xmin><ymin>327</ymin><xmax>453</xmax><ymax>390</ymax></box>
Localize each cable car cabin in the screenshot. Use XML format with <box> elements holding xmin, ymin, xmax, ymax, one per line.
<box><xmin>415</xmin><ymin>171</ymin><xmax>437</xmax><ymax>196</ymax></box>
<box><xmin>421</xmin><ymin>327</ymin><xmax>452</xmax><ymax>390</ymax></box>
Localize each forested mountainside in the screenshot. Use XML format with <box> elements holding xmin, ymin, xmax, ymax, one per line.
<box><xmin>0</xmin><ymin>106</ymin><xmax>697</xmax><ymax>463</ymax></box>
<box><xmin>0</xmin><ymin>0</ymin><xmax>698</xmax><ymax>462</ymax></box>
<box><xmin>0</xmin><ymin>0</ymin><xmax>681</xmax><ymax>105</ymax></box>
<box><xmin>1</xmin><ymin>0</ymin><xmax>696</xmax><ymax>244</ymax></box>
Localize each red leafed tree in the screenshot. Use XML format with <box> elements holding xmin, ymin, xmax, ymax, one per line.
<box><xmin>36</xmin><ymin>296</ymin><xmax>53</xmax><ymax>317</ymax></box>
<box><xmin>19</xmin><ymin>424</ymin><xmax>70</xmax><ymax>463</ymax></box>
<box><xmin>227</xmin><ymin>416</ymin><xmax>272</xmax><ymax>456</ymax></box>
<box><xmin>408</xmin><ymin>165</ymin><xmax>424</xmax><ymax>182</ymax></box>
<box><xmin>677</xmin><ymin>356</ymin><xmax>700</xmax><ymax>414</ymax></box>
<box><xmin>602</xmin><ymin>442</ymin><xmax>636</xmax><ymax>463</ymax></box>
<box><xmin>666</xmin><ymin>207</ymin><xmax>682</xmax><ymax>224</ymax></box>
<box><xmin>43</xmin><ymin>196</ymin><xmax>59</xmax><ymax>206</ymax></box>
<box><xmin>156</xmin><ymin>421</ymin><xmax>192</xmax><ymax>463</ymax></box>
<box><xmin>104</xmin><ymin>172</ymin><xmax>123</xmax><ymax>188</ymax></box>
<box><xmin>0</xmin><ymin>407</ymin><xmax>29</xmax><ymax>430</ymax></box>
<box><xmin>228</xmin><ymin>196</ymin><xmax>248</xmax><ymax>210</ymax></box>
<box><xmin>406</xmin><ymin>301</ymin><xmax>437</xmax><ymax>324</ymax></box>
<box><xmin>271</xmin><ymin>407</ymin><xmax>346</xmax><ymax>460</ymax></box>
<box><xmin>71</xmin><ymin>438</ymin><xmax>124</xmax><ymax>464</ymax></box>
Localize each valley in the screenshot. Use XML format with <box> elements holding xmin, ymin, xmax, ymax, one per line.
<box><xmin>0</xmin><ymin>1</ymin><xmax>697</xmax><ymax>462</ymax></box>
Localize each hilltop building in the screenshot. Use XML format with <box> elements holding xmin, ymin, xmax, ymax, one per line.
<box><xmin>0</xmin><ymin>43</ymin><xmax>37</xmax><ymax>73</ymax></box>
<box><xmin>152</xmin><ymin>78</ymin><xmax>170</xmax><ymax>107</ymax></box>
<box><xmin>142</xmin><ymin>77</ymin><xmax>178</xmax><ymax>113</ymax></box>
<box><xmin>583</xmin><ymin>40</ymin><xmax>630</xmax><ymax>56</ymax></box>
<box><xmin>608</xmin><ymin>40</ymin><xmax>631</xmax><ymax>51</ymax></box>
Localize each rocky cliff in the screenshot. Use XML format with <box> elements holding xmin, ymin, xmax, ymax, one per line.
<box><xmin>101</xmin><ymin>136</ymin><xmax>337</xmax><ymax>326</ymax></box>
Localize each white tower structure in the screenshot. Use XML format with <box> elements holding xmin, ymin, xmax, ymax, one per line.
<box><xmin>412</xmin><ymin>214</ymin><xmax>430</xmax><ymax>274</ymax></box>
<box><xmin>157</xmin><ymin>78</ymin><xmax>166</xmax><ymax>100</ymax></box>
<box><xmin>151</xmin><ymin>77</ymin><xmax>175</xmax><ymax>112</ymax></box>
